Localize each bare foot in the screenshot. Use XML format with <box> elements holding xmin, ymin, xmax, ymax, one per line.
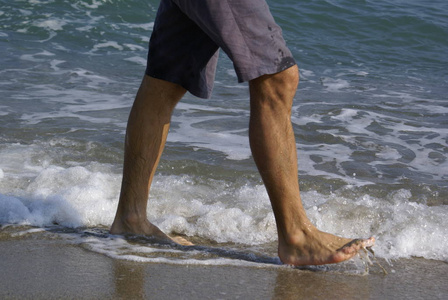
<box><xmin>278</xmin><ymin>226</ymin><xmax>375</xmax><ymax>266</ymax></box>
<box><xmin>110</xmin><ymin>215</ymin><xmax>193</xmax><ymax>246</ymax></box>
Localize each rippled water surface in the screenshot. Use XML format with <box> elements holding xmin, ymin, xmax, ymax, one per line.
<box><xmin>0</xmin><ymin>0</ymin><xmax>447</xmax><ymax>263</ymax></box>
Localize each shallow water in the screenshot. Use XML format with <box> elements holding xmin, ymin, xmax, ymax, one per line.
<box><xmin>0</xmin><ymin>0</ymin><xmax>447</xmax><ymax>263</ymax></box>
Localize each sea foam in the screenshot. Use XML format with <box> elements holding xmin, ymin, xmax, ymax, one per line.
<box><xmin>1</xmin><ymin>159</ymin><xmax>447</xmax><ymax>262</ymax></box>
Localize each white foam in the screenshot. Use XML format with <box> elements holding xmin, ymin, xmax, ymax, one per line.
<box><xmin>291</xmin><ymin>102</ymin><xmax>448</xmax><ymax>183</ymax></box>
<box><xmin>123</xmin><ymin>44</ymin><xmax>146</xmax><ymax>51</ymax></box>
<box><xmin>10</xmin><ymin>66</ymin><xmax>131</xmax><ymax>126</ymax></box>
<box><xmin>356</xmin><ymin>71</ymin><xmax>369</xmax><ymax>76</ymax></box>
<box><xmin>29</xmin><ymin>0</ymin><xmax>54</xmax><ymax>4</ymax></box>
<box><xmin>10</xmin><ymin>227</ymin><xmax>46</xmax><ymax>237</ymax></box>
<box><xmin>122</xmin><ymin>22</ymin><xmax>154</xmax><ymax>31</ymax></box>
<box><xmin>375</xmin><ymin>146</ymin><xmax>402</xmax><ymax>160</ymax></box>
<box><xmin>0</xmin><ymin>142</ymin><xmax>121</xmax><ymax>227</ymax></box>
<box><xmin>76</xmin><ymin>0</ymin><xmax>105</xmax><ymax>9</ymax></box>
<box><xmin>0</xmin><ymin>194</ymin><xmax>33</xmax><ymax>225</ymax></box>
<box><xmin>1</xmin><ymin>0</ymin><xmax>445</xmax><ymax>268</ymax></box>
<box><xmin>75</xmin><ymin>235</ymin><xmax>278</xmax><ymax>267</ymax></box>
<box><xmin>124</xmin><ymin>56</ymin><xmax>147</xmax><ymax>66</ymax></box>
<box><xmin>299</xmin><ymin>68</ymin><xmax>315</xmax><ymax>79</ymax></box>
<box><xmin>320</xmin><ymin>77</ymin><xmax>350</xmax><ymax>91</ymax></box>
<box><xmin>49</xmin><ymin>59</ymin><xmax>66</xmax><ymax>71</ymax></box>
<box><xmin>20</xmin><ymin>50</ymin><xmax>55</xmax><ymax>62</ymax></box>
<box><xmin>93</xmin><ymin>41</ymin><xmax>124</xmax><ymax>52</ymax></box>
<box><xmin>168</xmin><ymin>102</ymin><xmax>252</xmax><ymax>160</ymax></box>
<box><xmin>34</xmin><ymin>18</ymin><xmax>67</xmax><ymax>31</ymax></box>
<box><xmin>1</xmin><ymin>145</ymin><xmax>447</xmax><ymax>262</ymax></box>
<box><xmin>76</xmin><ymin>25</ymin><xmax>94</xmax><ymax>32</ymax></box>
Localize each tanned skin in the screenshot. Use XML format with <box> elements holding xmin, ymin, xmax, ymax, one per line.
<box><xmin>111</xmin><ymin>66</ymin><xmax>375</xmax><ymax>265</ymax></box>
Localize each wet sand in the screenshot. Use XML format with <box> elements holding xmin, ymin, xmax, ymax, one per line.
<box><xmin>1</xmin><ymin>237</ymin><xmax>447</xmax><ymax>299</ymax></box>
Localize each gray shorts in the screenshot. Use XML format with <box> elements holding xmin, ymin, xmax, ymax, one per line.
<box><xmin>145</xmin><ymin>0</ymin><xmax>296</xmax><ymax>98</ymax></box>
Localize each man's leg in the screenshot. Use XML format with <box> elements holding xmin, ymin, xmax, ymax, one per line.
<box><xmin>110</xmin><ymin>75</ymin><xmax>190</xmax><ymax>244</ymax></box>
<box><xmin>249</xmin><ymin>65</ymin><xmax>374</xmax><ymax>265</ymax></box>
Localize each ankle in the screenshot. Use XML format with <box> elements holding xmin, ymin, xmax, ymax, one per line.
<box><xmin>114</xmin><ymin>208</ymin><xmax>148</xmax><ymax>226</ymax></box>
<box><xmin>280</xmin><ymin>222</ymin><xmax>318</xmax><ymax>247</ymax></box>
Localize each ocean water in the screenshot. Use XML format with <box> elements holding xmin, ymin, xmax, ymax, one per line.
<box><xmin>0</xmin><ymin>0</ymin><xmax>447</xmax><ymax>268</ymax></box>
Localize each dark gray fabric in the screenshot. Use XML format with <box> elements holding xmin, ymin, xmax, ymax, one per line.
<box><xmin>145</xmin><ymin>0</ymin><xmax>296</xmax><ymax>98</ymax></box>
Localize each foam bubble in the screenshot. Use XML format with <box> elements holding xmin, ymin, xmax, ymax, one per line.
<box><xmin>307</xmin><ymin>189</ymin><xmax>448</xmax><ymax>261</ymax></box>
<box><xmin>0</xmin><ymin>194</ymin><xmax>33</xmax><ymax>224</ymax></box>
<box><xmin>49</xmin><ymin>59</ymin><xmax>66</xmax><ymax>71</ymax></box>
<box><xmin>0</xmin><ymin>156</ymin><xmax>120</xmax><ymax>228</ymax></box>
<box><xmin>76</xmin><ymin>0</ymin><xmax>105</xmax><ymax>9</ymax></box>
<box><xmin>76</xmin><ymin>25</ymin><xmax>94</xmax><ymax>32</ymax></box>
<box><xmin>321</xmin><ymin>77</ymin><xmax>350</xmax><ymax>91</ymax></box>
<box><xmin>123</xmin><ymin>44</ymin><xmax>146</xmax><ymax>51</ymax></box>
<box><xmin>299</xmin><ymin>68</ymin><xmax>315</xmax><ymax>79</ymax></box>
<box><xmin>34</xmin><ymin>19</ymin><xmax>67</xmax><ymax>31</ymax></box>
<box><xmin>124</xmin><ymin>56</ymin><xmax>147</xmax><ymax>66</ymax></box>
<box><xmin>20</xmin><ymin>50</ymin><xmax>55</xmax><ymax>62</ymax></box>
<box><xmin>375</xmin><ymin>146</ymin><xmax>402</xmax><ymax>160</ymax></box>
<box><xmin>1</xmin><ymin>153</ymin><xmax>447</xmax><ymax>262</ymax></box>
<box><xmin>93</xmin><ymin>41</ymin><xmax>124</xmax><ymax>52</ymax></box>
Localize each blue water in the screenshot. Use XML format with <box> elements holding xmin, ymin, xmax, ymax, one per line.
<box><xmin>0</xmin><ymin>0</ymin><xmax>447</xmax><ymax>264</ymax></box>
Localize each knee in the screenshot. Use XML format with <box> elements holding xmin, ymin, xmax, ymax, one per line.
<box><xmin>281</xmin><ymin>65</ymin><xmax>299</xmax><ymax>90</ymax></box>
<box><xmin>136</xmin><ymin>75</ymin><xmax>186</xmax><ymax>112</ymax></box>
<box><xmin>249</xmin><ymin>65</ymin><xmax>299</xmax><ymax>110</ymax></box>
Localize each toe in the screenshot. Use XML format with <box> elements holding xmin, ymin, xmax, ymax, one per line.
<box><xmin>338</xmin><ymin>237</ymin><xmax>375</xmax><ymax>255</ymax></box>
<box><xmin>171</xmin><ymin>236</ymin><xmax>194</xmax><ymax>246</ymax></box>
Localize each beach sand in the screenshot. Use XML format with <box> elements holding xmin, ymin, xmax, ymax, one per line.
<box><xmin>1</xmin><ymin>235</ymin><xmax>447</xmax><ymax>299</ymax></box>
